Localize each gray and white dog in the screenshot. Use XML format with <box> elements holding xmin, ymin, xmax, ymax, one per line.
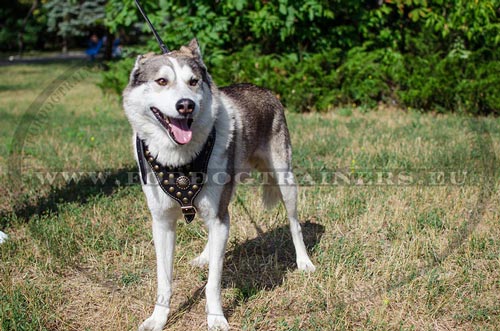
<box><xmin>123</xmin><ymin>39</ymin><xmax>315</xmax><ymax>331</ymax></box>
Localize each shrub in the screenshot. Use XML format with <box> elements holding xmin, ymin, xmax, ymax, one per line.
<box><xmin>400</xmin><ymin>50</ymin><xmax>500</xmax><ymax>114</ymax></box>
<box><xmin>99</xmin><ymin>57</ymin><xmax>135</xmax><ymax>96</ymax></box>
<box><xmin>99</xmin><ymin>0</ymin><xmax>499</xmax><ymax>114</ymax></box>
<box><xmin>335</xmin><ymin>46</ymin><xmax>406</xmax><ymax>107</ymax></box>
<box><xmin>209</xmin><ymin>46</ymin><xmax>343</xmax><ymax>112</ymax></box>
<box><xmin>100</xmin><ymin>45</ymin><xmax>500</xmax><ymax>114</ymax></box>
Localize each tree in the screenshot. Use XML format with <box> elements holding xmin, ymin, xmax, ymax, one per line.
<box><xmin>0</xmin><ymin>0</ymin><xmax>45</xmax><ymax>52</ymax></box>
<box><xmin>17</xmin><ymin>0</ymin><xmax>39</xmax><ymax>56</ymax></box>
<box><xmin>44</xmin><ymin>0</ymin><xmax>107</xmax><ymax>54</ymax></box>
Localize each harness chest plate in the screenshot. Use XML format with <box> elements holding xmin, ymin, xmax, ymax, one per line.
<box><xmin>136</xmin><ymin>128</ymin><xmax>216</xmax><ymax>223</ymax></box>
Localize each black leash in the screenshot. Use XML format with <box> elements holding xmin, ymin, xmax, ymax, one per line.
<box><xmin>134</xmin><ymin>0</ymin><xmax>169</xmax><ymax>185</ymax></box>
<box><xmin>134</xmin><ymin>0</ymin><xmax>169</xmax><ymax>54</ymax></box>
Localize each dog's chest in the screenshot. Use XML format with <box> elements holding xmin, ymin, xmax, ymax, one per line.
<box><xmin>141</xmin><ymin>140</ymin><xmax>230</xmax><ymax>221</ymax></box>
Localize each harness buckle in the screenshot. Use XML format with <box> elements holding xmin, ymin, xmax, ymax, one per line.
<box><xmin>181</xmin><ymin>206</ymin><xmax>197</xmax><ymax>223</ymax></box>
<box><xmin>181</xmin><ymin>206</ymin><xmax>197</xmax><ymax>215</ymax></box>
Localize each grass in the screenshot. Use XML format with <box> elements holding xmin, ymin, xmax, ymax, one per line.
<box><xmin>0</xmin><ymin>62</ymin><xmax>499</xmax><ymax>330</ymax></box>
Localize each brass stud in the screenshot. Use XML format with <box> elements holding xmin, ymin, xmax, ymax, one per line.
<box><xmin>163</xmin><ymin>180</ymin><xmax>169</xmax><ymax>185</ymax></box>
<box><xmin>158</xmin><ymin>172</ymin><xmax>164</xmax><ymax>178</ymax></box>
<box><xmin>169</xmin><ymin>173</ymin><xmax>175</xmax><ymax>179</ymax></box>
<box><xmin>182</xmin><ymin>198</ymin><xmax>189</xmax><ymax>204</ymax></box>
<box><xmin>154</xmin><ymin>165</ymin><xmax>160</xmax><ymax>171</ymax></box>
<box><xmin>148</xmin><ymin>157</ymin><xmax>154</xmax><ymax>162</ymax></box>
<box><xmin>145</xmin><ymin>150</ymin><xmax>150</xmax><ymax>156</ymax></box>
<box><xmin>168</xmin><ymin>187</ymin><xmax>175</xmax><ymax>193</ymax></box>
<box><xmin>192</xmin><ymin>185</ymin><xmax>199</xmax><ymax>191</ymax></box>
<box><xmin>188</xmin><ymin>172</ymin><xmax>193</xmax><ymax>176</ymax></box>
<box><xmin>176</xmin><ymin>192</ymin><xmax>182</xmax><ymax>198</ymax></box>
<box><xmin>188</xmin><ymin>191</ymin><xmax>193</xmax><ymax>197</ymax></box>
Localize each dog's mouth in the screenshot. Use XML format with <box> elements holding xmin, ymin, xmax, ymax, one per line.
<box><xmin>150</xmin><ymin>107</ymin><xmax>193</xmax><ymax>145</ymax></box>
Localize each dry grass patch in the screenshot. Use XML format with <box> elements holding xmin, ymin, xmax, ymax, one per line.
<box><xmin>1</xmin><ymin>63</ymin><xmax>499</xmax><ymax>330</ymax></box>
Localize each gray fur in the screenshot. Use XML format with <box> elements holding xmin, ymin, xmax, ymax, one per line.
<box><xmin>221</xmin><ymin>83</ymin><xmax>288</xmax><ymax>158</ymax></box>
<box><xmin>216</xmin><ymin>136</ymin><xmax>235</xmax><ymax>220</ymax></box>
<box><xmin>219</xmin><ymin>83</ymin><xmax>292</xmax><ymax>210</ymax></box>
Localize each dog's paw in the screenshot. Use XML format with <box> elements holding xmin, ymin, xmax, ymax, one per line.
<box><xmin>207</xmin><ymin>314</ymin><xmax>229</xmax><ymax>331</ymax></box>
<box><xmin>190</xmin><ymin>254</ymin><xmax>209</xmax><ymax>268</ymax></box>
<box><xmin>138</xmin><ymin>314</ymin><xmax>168</xmax><ymax>331</ymax></box>
<box><xmin>297</xmin><ymin>258</ymin><xmax>316</xmax><ymax>273</ymax></box>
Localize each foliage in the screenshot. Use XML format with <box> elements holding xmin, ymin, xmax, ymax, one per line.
<box><xmin>99</xmin><ymin>56</ymin><xmax>136</xmax><ymax>95</ymax></box>
<box><xmin>99</xmin><ymin>0</ymin><xmax>500</xmax><ymax>114</ymax></box>
<box><xmin>208</xmin><ymin>46</ymin><xmax>344</xmax><ymax>112</ymax></box>
<box><xmin>104</xmin><ymin>0</ymin><xmax>338</xmax><ymax>54</ymax></box>
<box><xmin>44</xmin><ymin>0</ymin><xmax>106</xmax><ymax>39</ymax></box>
<box><xmin>0</xmin><ymin>0</ymin><xmax>45</xmax><ymax>51</ymax></box>
<box><xmin>400</xmin><ymin>49</ymin><xmax>500</xmax><ymax>114</ymax></box>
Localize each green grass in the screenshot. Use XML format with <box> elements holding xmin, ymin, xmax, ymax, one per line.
<box><xmin>0</xmin><ymin>62</ymin><xmax>499</xmax><ymax>330</ymax></box>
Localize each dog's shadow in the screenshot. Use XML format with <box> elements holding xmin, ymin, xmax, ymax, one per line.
<box><xmin>224</xmin><ymin>220</ymin><xmax>323</xmax><ymax>314</ymax></box>
<box><xmin>167</xmin><ymin>220</ymin><xmax>324</xmax><ymax>324</ymax></box>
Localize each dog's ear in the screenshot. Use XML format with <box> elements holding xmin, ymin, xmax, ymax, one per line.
<box><xmin>181</xmin><ymin>38</ymin><xmax>211</xmax><ymax>85</ymax></box>
<box><xmin>128</xmin><ymin>55</ymin><xmax>143</xmax><ymax>84</ymax></box>
<box><xmin>129</xmin><ymin>53</ymin><xmax>154</xmax><ymax>86</ymax></box>
<box><xmin>187</xmin><ymin>38</ymin><xmax>202</xmax><ymax>59</ymax></box>
<box><xmin>131</xmin><ymin>52</ymin><xmax>154</xmax><ymax>70</ymax></box>
<box><xmin>139</xmin><ymin>52</ymin><xmax>155</xmax><ymax>63</ymax></box>
<box><xmin>180</xmin><ymin>38</ymin><xmax>202</xmax><ymax>60</ymax></box>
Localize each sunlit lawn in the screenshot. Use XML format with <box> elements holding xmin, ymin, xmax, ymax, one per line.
<box><xmin>0</xmin><ymin>62</ymin><xmax>499</xmax><ymax>330</ymax></box>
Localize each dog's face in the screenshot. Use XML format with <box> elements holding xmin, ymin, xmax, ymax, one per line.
<box><xmin>123</xmin><ymin>39</ymin><xmax>214</xmax><ymax>146</ymax></box>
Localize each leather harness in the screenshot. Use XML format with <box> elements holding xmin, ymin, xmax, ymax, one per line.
<box><xmin>135</xmin><ymin>128</ymin><xmax>216</xmax><ymax>223</ymax></box>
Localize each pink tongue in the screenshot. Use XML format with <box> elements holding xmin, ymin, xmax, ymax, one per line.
<box><xmin>169</xmin><ymin>118</ymin><xmax>192</xmax><ymax>144</ymax></box>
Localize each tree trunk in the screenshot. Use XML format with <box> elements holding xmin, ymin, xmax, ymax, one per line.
<box><xmin>62</xmin><ymin>37</ymin><xmax>68</xmax><ymax>53</ymax></box>
<box><xmin>104</xmin><ymin>30</ymin><xmax>113</xmax><ymax>61</ymax></box>
<box><xmin>17</xmin><ymin>0</ymin><xmax>39</xmax><ymax>57</ymax></box>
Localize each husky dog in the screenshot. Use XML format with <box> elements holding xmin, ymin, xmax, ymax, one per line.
<box><xmin>123</xmin><ymin>39</ymin><xmax>315</xmax><ymax>331</ymax></box>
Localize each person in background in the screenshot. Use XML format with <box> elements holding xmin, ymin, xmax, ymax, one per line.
<box><xmin>86</xmin><ymin>33</ymin><xmax>103</xmax><ymax>61</ymax></box>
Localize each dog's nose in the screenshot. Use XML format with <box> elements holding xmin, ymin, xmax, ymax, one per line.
<box><xmin>175</xmin><ymin>98</ymin><xmax>195</xmax><ymax>115</ymax></box>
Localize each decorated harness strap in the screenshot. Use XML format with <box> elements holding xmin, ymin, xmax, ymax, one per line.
<box><xmin>136</xmin><ymin>128</ymin><xmax>216</xmax><ymax>223</ymax></box>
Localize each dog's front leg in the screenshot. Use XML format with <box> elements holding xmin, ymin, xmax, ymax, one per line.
<box><xmin>139</xmin><ymin>216</ymin><xmax>177</xmax><ymax>331</ymax></box>
<box><xmin>205</xmin><ymin>215</ymin><xmax>230</xmax><ymax>330</ymax></box>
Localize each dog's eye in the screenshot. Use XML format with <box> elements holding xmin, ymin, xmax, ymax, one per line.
<box><xmin>155</xmin><ymin>78</ymin><xmax>168</xmax><ymax>86</ymax></box>
<box><xmin>189</xmin><ymin>78</ymin><xmax>199</xmax><ymax>87</ymax></box>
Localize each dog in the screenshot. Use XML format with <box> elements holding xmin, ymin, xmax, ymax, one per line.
<box><xmin>123</xmin><ymin>39</ymin><xmax>315</xmax><ymax>331</ymax></box>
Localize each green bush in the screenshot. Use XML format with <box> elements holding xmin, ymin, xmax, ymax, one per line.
<box><xmin>209</xmin><ymin>46</ymin><xmax>343</xmax><ymax>112</ymax></box>
<box><xmin>99</xmin><ymin>0</ymin><xmax>500</xmax><ymax>114</ymax></box>
<box><xmin>400</xmin><ymin>50</ymin><xmax>500</xmax><ymax>114</ymax></box>
<box><xmin>335</xmin><ymin>46</ymin><xmax>406</xmax><ymax>108</ymax></box>
<box><xmin>101</xmin><ymin>45</ymin><xmax>499</xmax><ymax>114</ymax></box>
<box><xmin>99</xmin><ymin>57</ymin><xmax>136</xmax><ymax>96</ymax></box>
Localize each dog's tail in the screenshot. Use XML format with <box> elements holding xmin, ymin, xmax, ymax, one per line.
<box><xmin>262</xmin><ymin>177</ymin><xmax>282</xmax><ymax>210</ymax></box>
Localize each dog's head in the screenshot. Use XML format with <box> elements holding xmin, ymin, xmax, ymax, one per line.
<box><xmin>123</xmin><ymin>39</ymin><xmax>215</xmax><ymax>146</ymax></box>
